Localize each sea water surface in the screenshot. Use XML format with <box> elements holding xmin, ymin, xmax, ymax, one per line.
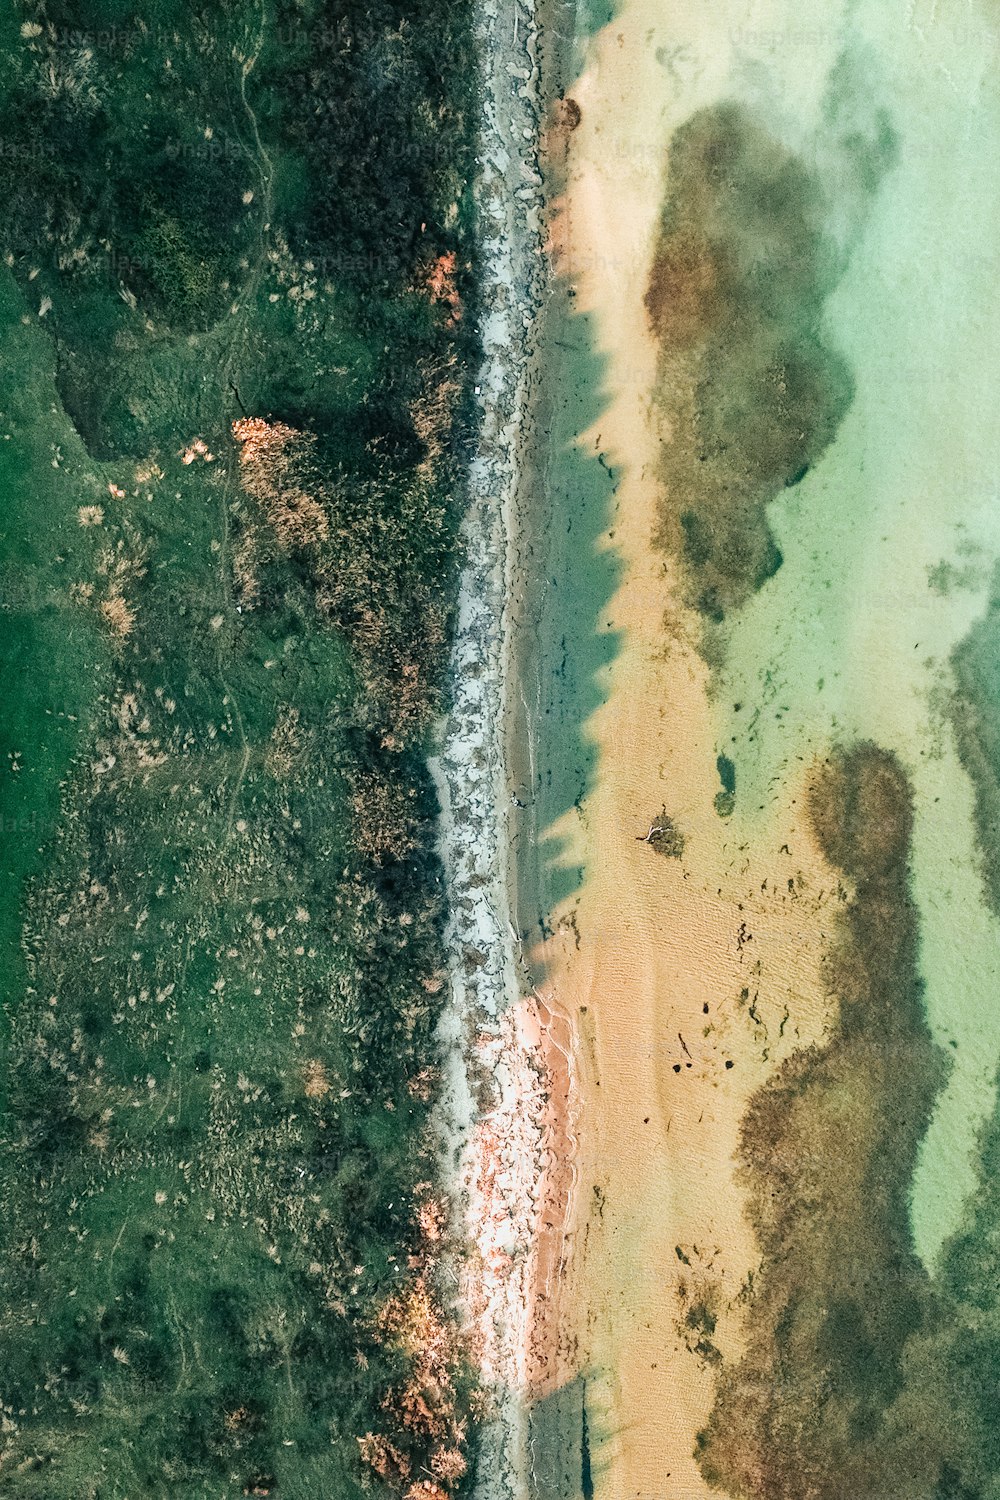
<box><xmin>713</xmin><ymin>0</ymin><xmax>1000</xmax><ymax>1262</ymax></box>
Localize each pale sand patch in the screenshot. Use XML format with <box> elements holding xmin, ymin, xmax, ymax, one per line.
<box><xmin>526</xmin><ymin>1</ymin><xmax>847</xmax><ymax>1493</ymax></box>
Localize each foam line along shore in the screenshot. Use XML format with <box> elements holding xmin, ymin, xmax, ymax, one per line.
<box><xmin>429</xmin><ymin>0</ymin><xmax>577</xmax><ymax>1495</ymax></box>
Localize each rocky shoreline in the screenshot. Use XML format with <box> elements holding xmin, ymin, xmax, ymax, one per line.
<box><xmin>428</xmin><ymin>0</ymin><xmax>572</xmax><ymax>1495</ymax></box>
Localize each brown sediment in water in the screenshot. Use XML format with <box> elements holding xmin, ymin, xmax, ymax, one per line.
<box><xmin>644</xmin><ymin>94</ymin><xmax>893</xmax><ymax>628</ymax></box>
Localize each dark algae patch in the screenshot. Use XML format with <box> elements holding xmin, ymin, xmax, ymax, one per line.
<box><xmin>697</xmin><ymin>741</ymin><xmax>1000</xmax><ymax>1497</ymax></box>
<box><xmin>697</xmin><ymin>745</ymin><xmax>947</xmax><ymax>1499</ymax></box>
<box><xmin>714</xmin><ymin>752</ymin><xmax>735</xmax><ymax>818</ymax></box>
<box><xmin>645</xmin><ymin>66</ymin><xmax>896</xmax><ymax>627</ymax></box>
<box><xmin>0</xmin><ymin>1</ymin><xmax>479</xmax><ymax>1496</ymax></box>
<box><xmin>636</xmin><ymin>807</ymin><xmax>685</xmax><ymax>859</ymax></box>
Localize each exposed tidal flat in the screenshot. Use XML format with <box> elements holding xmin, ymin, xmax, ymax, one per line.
<box><xmin>514</xmin><ymin>0</ymin><xmax>1000</xmax><ymax>1498</ymax></box>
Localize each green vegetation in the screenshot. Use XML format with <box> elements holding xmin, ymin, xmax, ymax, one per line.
<box><xmin>0</xmin><ymin>2</ymin><xmax>479</xmax><ymax>1495</ymax></box>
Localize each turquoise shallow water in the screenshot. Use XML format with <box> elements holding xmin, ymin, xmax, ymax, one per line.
<box><xmin>510</xmin><ymin>293</ymin><xmax>622</xmax><ymax>947</ymax></box>
<box><xmin>688</xmin><ymin>0</ymin><xmax>1000</xmax><ymax>1265</ymax></box>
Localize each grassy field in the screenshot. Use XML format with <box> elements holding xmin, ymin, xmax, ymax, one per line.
<box><xmin>0</xmin><ymin>3</ymin><xmax>479</xmax><ymax>1495</ymax></box>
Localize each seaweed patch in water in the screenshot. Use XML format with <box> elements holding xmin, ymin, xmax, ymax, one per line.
<box><xmin>696</xmin><ymin>743</ymin><xmax>946</xmax><ymax>1500</ymax></box>
<box><xmin>645</xmin><ymin>76</ymin><xmax>896</xmax><ymax>628</ymax></box>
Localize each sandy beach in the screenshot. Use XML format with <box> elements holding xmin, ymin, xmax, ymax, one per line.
<box><xmin>516</xmin><ymin>3</ymin><xmax>843</xmax><ymax>1494</ymax></box>
<box><xmin>439</xmin><ymin>1</ymin><xmax>842</xmax><ymax>1492</ymax></box>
